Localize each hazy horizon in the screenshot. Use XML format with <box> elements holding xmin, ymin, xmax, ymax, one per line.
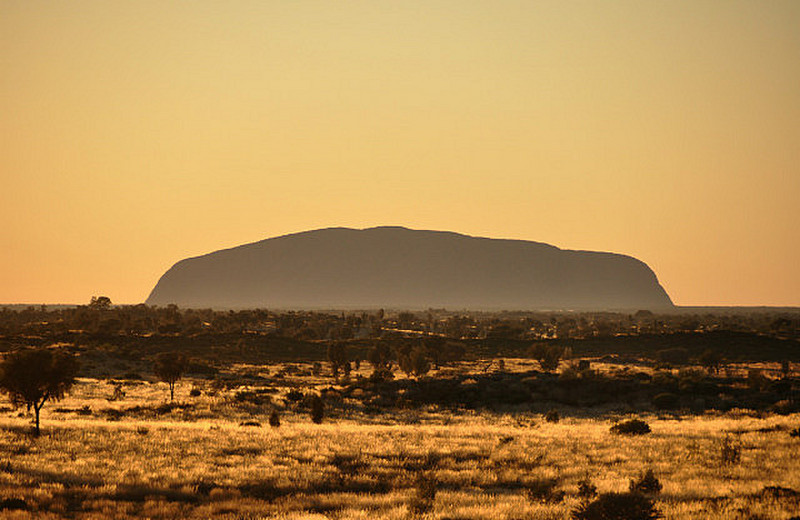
<box><xmin>3</xmin><ymin>1</ymin><xmax>799</xmax><ymax>306</ymax></box>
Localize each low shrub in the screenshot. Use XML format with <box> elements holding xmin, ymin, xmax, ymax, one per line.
<box><xmin>525</xmin><ymin>478</ymin><xmax>564</xmax><ymax>503</ymax></box>
<box><xmin>310</xmin><ymin>395</ymin><xmax>324</xmax><ymax>424</ymax></box>
<box><xmin>559</xmin><ymin>364</ymin><xmax>580</xmax><ymax>381</ymax></box>
<box><xmin>571</xmin><ymin>492</ymin><xmax>662</xmax><ymax>520</ymax></box>
<box><xmin>0</xmin><ymin>498</ymin><xmax>28</xmax><ymax>511</ymax></box>
<box><xmin>285</xmin><ymin>390</ymin><xmax>304</xmax><ymax>402</ymax></box>
<box><xmin>194</xmin><ymin>481</ymin><xmax>215</xmax><ymax>496</ymax></box>
<box><xmin>545</xmin><ymin>409</ymin><xmax>560</xmax><ymax>423</ymax></box>
<box><xmin>235</xmin><ymin>390</ymin><xmax>271</xmax><ymax>406</ymax></box>
<box><xmin>577</xmin><ymin>477</ymin><xmax>598</xmax><ymax>500</ymax></box>
<box><xmin>747</xmin><ymin>369</ymin><xmax>769</xmax><ymax>391</ymax></box>
<box><xmin>155</xmin><ymin>403</ymin><xmax>176</xmax><ymax>415</ymax></box>
<box><xmin>610</xmin><ymin>419</ymin><xmax>651</xmax><ymax>436</ymax></box>
<box><xmin>369</xmin><ymin>367</ymin><xmax>394</xmax><ymax>383</ymax></box>
<box><xmin>758</xmin><ymin>485</ymin><xmax>800</xmax><ymax>500</ymax></box>
<box><xmin>677</xmin><ymin>368</ymin><xmax>706</xmax><ymax>389</ymax></box>
<box><xmin>719</xmin><ymin>436</ymin><xmax>741</xmax><ymax>465</ymax></box>
<box><xmin>409</xmin><ymin>473</ymin><xmax>437</xmax><ymax>514</ymax></box>
<box><xmin>772</xmin><ymin>400</ymin><xmax>795</xmax><ymax>415</ymax></box>
<box><xmin>102</xmin><ymin>408</ymin><xmax>126</xmax><ymax>421</ymax></box>
<box><xmin>331</xmin><ymin>452</ymin><xmax>366</xmax><ymax>477</ymax></box>
<box><xmin>629</xmin><ymin>469</ymin><xmax>662</xmax><ymax>495</ymax></box>
<box><xmin>269</xmin><ymin>410</ymin><xmax>280</xmax><ymax>427</ymax></box>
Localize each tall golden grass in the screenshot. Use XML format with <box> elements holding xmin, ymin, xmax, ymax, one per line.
<box><xmin>0</xmin><ymin>364</ymin><xmax>797</xmax><ymax>519</ymax></box>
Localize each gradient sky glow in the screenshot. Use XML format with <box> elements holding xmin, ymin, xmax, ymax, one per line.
<box><xmin>2</xmin><ymin>1</ymin><xmax>799</xmax><ymax>306</ymax></box>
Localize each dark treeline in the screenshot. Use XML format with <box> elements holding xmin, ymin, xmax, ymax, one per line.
<box><xmin>1</xmin><ymin>298</ymin><xmax>800</xmax><ymax>415</ymax></box>
<box><xmin>1</xmin><ymin>299</ymin><xmax>799</xmax><ymax>368</ymax></box>
<box><xmin>2</xmin><ymin>298</ymin><xmax>799</xmax><ymax>341</ymax></box>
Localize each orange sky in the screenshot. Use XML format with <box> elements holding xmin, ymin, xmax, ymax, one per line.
<box><xmin>2</xmin><ymin>1</ymin><xmax>799</xmax><ymax>307</ymax></box>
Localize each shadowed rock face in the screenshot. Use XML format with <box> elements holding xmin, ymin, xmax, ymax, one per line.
<box><xmin>145</xmin><ymin>227</ymin><xmax>673</xmax><ymax>310</ymax></box>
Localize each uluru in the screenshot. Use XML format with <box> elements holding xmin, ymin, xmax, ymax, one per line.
<box><xmin>145</xmin><ymin>226</ymin><xmax>673</xmax><ymax>310</ymax></box>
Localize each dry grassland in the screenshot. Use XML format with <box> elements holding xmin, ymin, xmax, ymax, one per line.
<box><xmin>0</xmin><ymin>363</ymin><xmax>798</xmax><ymax>519</ymax></box>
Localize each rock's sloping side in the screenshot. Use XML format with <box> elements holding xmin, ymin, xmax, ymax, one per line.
<box><xmin>145</xmin><ymin>226</ymin><xmax>673</xmax><ymax>310</ymax></box>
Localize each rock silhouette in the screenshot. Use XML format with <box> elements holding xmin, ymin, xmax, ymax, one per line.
<box><xmin>146</xmin><ymin>227</ymin><xmax>673</xmax><ymax>310</ymax></box>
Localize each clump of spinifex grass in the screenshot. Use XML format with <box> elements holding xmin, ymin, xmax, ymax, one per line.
<box><xmin>409</xmin><ymin>472</ymin><xmax>437</xmax><ymax>515</ymax></box>
<box><xmin>719</xmin><ymin>435</ymin><xmax>742</xmax><ymax>465</ymax></box>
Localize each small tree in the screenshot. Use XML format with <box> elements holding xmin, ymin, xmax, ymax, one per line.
<box><xmin>369</xmin><ymin>343</ymin><xmax>392</xmax><ymax>370</ymax></box>
<box><xmin>397</xmin><ymin>311</ymin><xmax>416</xmax><ymax>330</ymax></box>
<box><xmin>153</xmin><ymin>352</ymin><xmax>189</xmax><ymax>401</ymax></box>
<box><xmin>398</xmin><ymin>345</ymin><xmax>430</xmax><ymax>378</ymax></box>
<box><xmin>0</xmin><ymin>348</ymin><xmax>79</xmax><ymax>435</ymax></box>
<box><xmin>698</xmin><ymin>349</ymin><xmax>722</xmax><ymax>375</ymax></box>
<box><xmin>327</xmin><ymin>342</ymin><xmax>349</xmax><ymax>380</ymax></box>
<box><xmin>531</xmin><ymin>343</ymin><xmax>562</xmax><ymax>372</ymax></box>
<box><xmin>88</xmin><ymin>295</ymin><xmax>112</xmax><ymax>311</ymax></box>
<box><xmin>368</xmin><ymin>343</ymin><xmax>394</xmax><ymax>382</ymax></box>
